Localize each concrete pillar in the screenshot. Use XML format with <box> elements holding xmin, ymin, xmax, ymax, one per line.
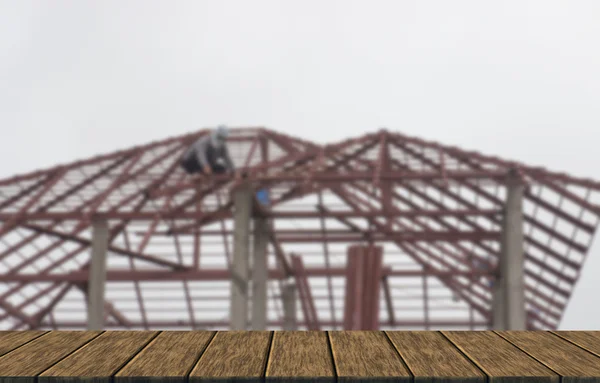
<box><xmin>282</xmin><ymin>279</ymin><xmax>297</xmax><ymax>330</ymax></box>
<box><xmin>230</xmin><ymin>184</ymin><xmax>252</xmax><ymax>330</ymax></box>
<box><xmin>493</xmin><ymin>171</ymin><xmax>526</xmax><ymax>330</ymax></box>
<box><xmin>251</xmin><ymin>216</ymin><xmax>269</xmax><ymax>330</ymax></box>
<box><xmin>87</xmin><ymin>219</ymin><xmax>109</xmax><ymax>331</ymax></box>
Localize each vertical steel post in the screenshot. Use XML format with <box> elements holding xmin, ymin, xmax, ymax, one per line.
<box><xmin>493</xmin><ymin>170</ymin><xmax>526</xmax><ymax>330</ymax></box>
<box><xmin>282</xmin><ymin>278</ymin><xmax>297</xmax><ymax>330</ymax></box>
<box><xmin>87</xmin><ymin>219</ymin><xmax>109</xmax><ymax>331</ymax></box>
<box><xmin>251</xmin><ymin>215</ymin><xmax>269</xmax><ymax>330</ymax></box>
<box><xmin>231</xmin><ymin>183</ymin><xmax>252</xmax><ymax>330</ymax></box>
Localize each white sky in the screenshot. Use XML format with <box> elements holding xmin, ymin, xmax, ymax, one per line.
<box><xmin>1</xmin><ymin>0</ymin><xmax>599</xmax><ymax>329</ymax></box>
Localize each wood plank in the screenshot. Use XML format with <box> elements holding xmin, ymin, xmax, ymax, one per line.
<box><xmin>266</xmin><ymin>331</ymin><xmax>335</xmax><ymax>382</ymax></box>
<box><xmin>114</xmin><ymin>331</ymin><xmax>215</xmax><ymax>382</ymax></box>
<box><xmin>0</xmin><ymin>331</ymin><xmax>101</xmax><ymax>383</ymax></box>
<box><xmin>38</xmin><ymin>331</ymin><xmax>158</xmax><ymax>383</ymax></box>
<box><xmin>497</xmin><ymin>331</ymin><xmax>600</xmax><ymax>382</ymax></box>
<box><xmin>443</xmin><ymin>331</ymin><xmax>558</xmax><ymax>383</ymax></box>
<box><xmin>189</xmin><ymin>330</ymin><xmax>271</xmax><ymax>383</ymax></box>
<box><xmin>386</xmin><ymin>331</ymin><xmax>485</xmax><ymax>382</ymax></box>
<box><xmin>552</xmin><ymin>331</ymin><xmax>600</xmax><ymax>357</ymax></box>
<box><xmin>329</xmin><ymin>331</ymin><xmax>411</xmax><ymax>383</ymax></box>
<box><xmin>0</xmin><ymin>331</ymin><xmax>47</xmax><ymax>357</ymax></box>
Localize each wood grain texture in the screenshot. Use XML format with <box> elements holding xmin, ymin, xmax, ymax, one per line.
<box><xmin>2</xmin><ymin>330</ymin><xmax>600</xmax><ymax>382</ymax></box>
<box><xmin>38</xmin><ymin>331</ymin><xmax>158</xmax><ymax>383</ymax></box>
<box><xmin>189</xmin><ymin>330</ymin><xmax>271</xmax><ymax>383</ymax></box>
<box><xmin>497</xmin><ymin>331</ymin><xmax>600</xmax><ymax>383</ymax></box>
<box><xmin>552</xmin><ymin>331</ymin><xmax>600</xmax><ymax>357</ymax></box>
<box><xmin>266</xmin><ymin>331</ymin><xmax>335</xmax><ymax>383</ymax></box>
<box><xmin>0</xmin><ymin>331</ymin><xmax>47</xmax><ymax>357</ymax></box>
<box><xmin>329</xmin><ymin>331</ymin><xmax>411</xmax><ymax>383</ymax></box>
<box><xmin>443</xmin><ymin>331</ymin><xmax>558</xmax><ymax>383</ymax></box>
<box><xmin>0</xmin><ymin>331</ymin><xmax>101</xmax><ymax>383</ymax></box>
<box><xmin>114</xmin><ymin>331</ymin><xmax>215</xmax><ymax>383</ymax></box>
<box><xmin>387</xmin><ymin>331</ymin><xmax>485</xmax><ymax>383</ymax></box>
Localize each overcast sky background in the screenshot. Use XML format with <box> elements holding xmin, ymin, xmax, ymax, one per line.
<box><xmin>1</xmin><ymin>0</ymin><xmax>599</xmax><ymax>329</ymax></box>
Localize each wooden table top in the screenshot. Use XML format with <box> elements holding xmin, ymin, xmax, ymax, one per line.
<box><xmin>0</xmin><ymin>330</ymin><xmax>599</xmax><ymax>382</ymax></box>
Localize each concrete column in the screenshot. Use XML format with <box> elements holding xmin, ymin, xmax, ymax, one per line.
<box><xmin>493</xmin><ymin>171</ymin><xmax>526</xmax><ymax>330</ymax></box>
<box><xmin>251</xmin><ymin>216</ymin><xmax>269</xmax><ymax>330</ymax></box>
<box><xmin>230</xmin><ymin>184</ymin><xmax>252</xmax><ymax>330</ymax></box>
<box><xmin>87</xmin><ymin>219</ymin><xmax>109</xmax><ymax>331</ymax></box>
<box><xmin>282</xmin><ymin>279</ymin><xmax>297</xmax><ymax>330</ymax></box>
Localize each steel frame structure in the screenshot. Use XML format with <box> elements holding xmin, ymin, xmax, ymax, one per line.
<box><xmin>0</xmin><ymin>127</ymin><xmax>599</xmax><ymax>331</ymax></box>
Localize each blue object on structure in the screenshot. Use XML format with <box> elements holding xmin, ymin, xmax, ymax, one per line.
<box><xmin>256</xmin><ymin>189</ymin><xmax>270</xmax><ymax>206</ymax></box>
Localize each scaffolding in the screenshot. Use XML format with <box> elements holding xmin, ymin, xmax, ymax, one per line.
<box><xmin>0</xmin><ymin>127</ymin><xmax>599</xmax><ymax>331</ymax></box>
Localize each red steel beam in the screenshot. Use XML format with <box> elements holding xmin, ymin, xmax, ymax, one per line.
<box><xmin>353</xmin><ymin>246</ymin><xmax>366</xmax><ymax>331</ymax></box>
<box><xmin>178</xmin><ymin>228</ymin><xmax>499</xmax><ymax>236</ymax></box>
<box><xmin>392</xmin><ymin>130</ymin><xmax>600</xmax><ymax>192</ymax></box>
<box><xmin>382</xmin><ymin>276</ymin><xmax>395</xmax><ymax>327</ymax></box>
<box><xmin>173</xmin><ymin>232</ymin><xmax>196</xmax><ymax>329</ymax></box>
<box><xmin>34</xmin><ymin>155</ymin><xmax>132</xmax><ymax>213</ymax></box>
<box><xmin>26</xmin><ymin>283</ymin><xmax>73</xmax><ymax>330</ymax></box>
<box><xmin>0</xmin><ymin>299</ymin><xmax>37</xmax><ymax>328</ymax></box>
<box><xmin>82</xmin><ymin>150</ymin><xmax>146</xmax><ymax>216</ymax></box>
<box><xmin>270</xmin><ymin>209</ymin><xmax>501</xmax><ymax>219</ymax></box>
<box><xmin>270</xmin><ymin>232</ymin><xmax>500</xmax><ymax>243</ymax></box>
<box><xmin>524</xmin><ymin>190</ymin><xmax>595</xmax><ymax>233</ymax></box>
<box><xmin>268</xmin><ymin>137</ymin><xmax>380</xmax><ymax>207</ymax></box>
<box><xmin>0</xmin><ymin>208</ymin><xmax>499</xmax><ymax>223</ymax></box>
<box><xmin>532</xmin><ymin>176</ymin><xmax>600</xmax><ymax>215</ymax></box>
<box><xmin>0</xmin><ymin>268</ymin><xmax>491</xmax><ymax>283</ymax></box>
<box><xmin>343</xmin><ymin>246</ymin><xmax>359</xmax><ymax>330</ymax></box>
<box><xmin>291</xmin><ymin>254</ymin><xmax>320</xmax><ymax>330</ymax></box>
<box><xmin>123</xmin><ymin>230</ymin><xmax>149</xmax><ymax>329</ymax></box>
<box><xmin>0</xmin><ymin>129</ymin><xmax>208</xmax><ymax>187</ymax></box>
<box><xmin>141</xmin><ymin>229</ymin><xmax>501</xmax><ymax>242</ymax></box>
<box><xmin>161</xmin><ymin>170</ymin><xmax>509</xmax><ymax>184</ymax></box>
<box><xmin>269</xmin><ymin>230</ymin><xmax>293</xmax><ymax>277</ymax></box>
<box><xmin>0</xmin><ymin>282</ymin><xmax>62</xmax><ymax>322</ymax></box>
<box><xmin>0</xmin><ymin>169</ymin><xmax>67</xmax><ymax>237</ymax></box>
<box><xmin>0</xmin><ymin>176</ymin><xmax>50</xmax><ymax>210</ymax></box>
<box><xmin>12</xmin><ymin>224</ymin><xmax>188</xmax><ymax>272</ymax></box>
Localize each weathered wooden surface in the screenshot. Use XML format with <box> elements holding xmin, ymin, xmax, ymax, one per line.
<box><xmin>0</xmin><ymin>331</ymin><xmax>599</xmax><ymax>382</ymax></box>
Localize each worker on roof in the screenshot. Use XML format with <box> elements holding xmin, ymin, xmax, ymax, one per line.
<box><xmin>180</xmin><ymin>125</ymin><xmax>235</xmax><ymax>176</ymax></box>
